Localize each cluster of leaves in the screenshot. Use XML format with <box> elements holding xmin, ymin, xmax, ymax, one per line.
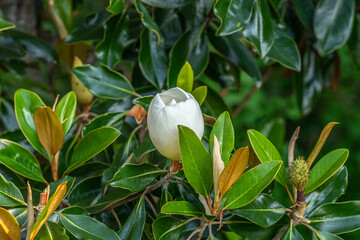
<box><xmin>0</xmin><ymin>0</ymin><xmax>359</xmax><ymax>239</ymax></box>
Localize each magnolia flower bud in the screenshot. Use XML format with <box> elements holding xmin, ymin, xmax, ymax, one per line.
<box><xmin>147</xmin><ymin>87</ymin><xmax>204</xmax><ymax>160</ymax></box>
<box><xmin>213</xmin><ymin>135</ymin><xmax>224</xmax><ymax>202</ymax></box>
<box><xmin>289</xmin><ymin>156</ymin><xmax>309</xmax><ymax>191</ymax></box>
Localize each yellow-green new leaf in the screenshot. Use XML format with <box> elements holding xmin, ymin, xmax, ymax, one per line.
<box><xmin>0</xmin><ymin>207</ymin><xmax>21</xmax><ymax>240</ymax></box>
<box><xmin>176</xmin><ymin>62</ymin><xmax>194</xmax><ymax>93</ymax></box>
<box><xmin>192</xmin><ymin>86</ymin><xmax>207</xmax><ymax>106</ymax></box>
<box><xmin>30</xmin><ymin>182</ymin><xmax>67</xmax><ymax>240</ymax></box>
<box><xmin>34</xmin><ymin>107</ymin><xmax>64</xmax><ymax>156</ymax></box>
<box><xmin>307</xmin><ymin>122</ymin><xmax>339</xmax><ymax>168</ymax></box>
<box><xmin>219</xmin><ymin>147</ymin><xmax>249</xmax><ymax>195</ymax></box>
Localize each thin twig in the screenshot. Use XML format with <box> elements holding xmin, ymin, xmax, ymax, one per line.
<box><xmin>110</xmin><ymin>208</ymin><xmax>121</xmax><ymax>229</ymax></box>
<box><xmin>195</xmin><ymin>220</ymin><xmax>207</xmax><ymax>240</ymax></box>
<box><xmin>272</xmin><ymin>223</ymin><xmax>289</xmax><ymax>240</ymax></box>
<box><xmin>144</xmin><ymin>195</ymin><xmax>157</xmax><ymax>216</ymax></box>
<box><xmin>99</xmin><ymin>172</ymin><xmax>174</xmax><ymax>213</ymax></box>
<box><xmin>233</xmin><ymin>68</ymin><xmax>274</xmax><ymax>118</ymax></box>
<box><xmin>186</xmin><ymin>229</ymin><xmax>200</xmax><ymax>240</ymax></box>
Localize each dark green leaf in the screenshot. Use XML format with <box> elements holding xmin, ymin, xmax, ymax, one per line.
<box><xmin>66</xmin><ymin>12</ymin><xmax>110</xmax><ymax>43</ymax></box>
<box><xmin>267</xmin><ymin>24</ymin><xmax>301</xmax><ymax>71</ymax></box>
<box><xmin>139</xmin><ymin>29</ymin><xmax>167</xmax><ymax>89</ymax></box>
<box><xmin>14</xmin><ymin>89</ymin><xmax>49</xmax><ymax>159</ymax></box>
<box><xmin>231</xmin><ymin>194</ymin><xmax>285</xmax><ymax>228</ymax></box>
<box><xmin>202</xmin><ymin>86</ymin><xmax>231</xmax><ymax>118</ymax></box>
<box><xmin>209</xmin><ymin>111</ymin><xmax>234</xmax><ymax>165</ymax></box>
<box><xmin>313</xmin><ymin>230</ymin><xmax>343</xmax><ymax>240</ymax></box>
<box><xmin>8</xmin><ymin>208</ymin><xmax>27</xmax><ymax>228</ymax></box>
<box><xmin>247</xmin><ymin>129</ymin><xmax>288</xmax><ymax>187</ymax></box>
<box><xmin>305</xmin><ymin>149</ymin><xmax>349</xmax><ymax>193</ymax></box>
<box><xmin>133</xmin><ymin>0</ymin><xmax>161</xmax><ymax>41</ymax></box>
<box><xmin>55</xmin><ymin>92</ymin><xmax>77</xmax><ymax>135</ymax></box>
<box><xmin>60</xmin><ymin>214</ymin><xmax>120</xmax><ymax>240</ymax></box>
<box><xmin>309</xmin><ymin>201</ymin><xmax>360</xmax><ymax>234</ymax></box>
<box><xmin>293</xmin><ymin>0</ymin><xmax>314</xmax><ymax>28</ymax></box>
<box><xmin>214</xmin><ymin>0</ymin><xmax>255</xmax><ymax>36</ymax></box>
<box><xmin>243</xmin><ymin>0</ymin><xmax>274</xmax><ymax>58</ymax></box>
<box><xmin>179</xmin><ymin>126</ymin><xmax>212</xmax><ymax>197</ymax></box>
<box><xmin>0</xmin><ymin>98</ymin><xmax>18</xmax><ymax>131</ymax></box>
<box><xmin>168</xmin><ymin>28</ymin><xmax>209</xmax><ymax>87</ymax></box>
<box><xmin>305</xmin><ymin>167</ymin><xmax>347</xmax><ymax>216</ymax></box>
<box><xmin>0</xmin><ymin>174</ymin><xmax>25</xmax><ymax>207</ymax></box>
<box><xmin>0</xmin><ymin>18</ymin><xmax>15</xmax><ymax>31</ymax></box>
<box><xmin>96</xmin><ymin>13</ymin><xmax>128</xmax><ymax>67</ymax></box>
<box><xmin>132</xmin><ymin>96</ymin><xmax>154</xmax><ymax>111</ymax></box>
<box><xmin>153</xmin><ymin>216</ymin><xmax>187</xmax><ymax>240</ymax></box>
<box><xmin>224</xmin><ymin>161</ymin><xmax>282</xmax><ymax>209</ymax></box>
<box><xmin>133</xmin><ymin>136</ymin><xmax>156</xmax><ymax>161</ymax></box>
<box><xmin>0</xmin><ymin>139</ymin><xmax>47</xmax><ymax>183</ymax></box>
<box><xmin>314</xmin><ymin>0</ymin><xmax>355</xmax><ymax>56</ymax></box>
<box><xmin>118</xmin><ymin>197</ymin><xmax>146</xmax><ymax>240</ymax></box>
<box><xmin>141</xmin><ymin>0</ymin><xmax>192</xmax><ymax>8</ymax></box>
<box><xmin>65</xmin><ymin>127</ymin><xmax>120</xmax><ymax>173</ymax></box>
<box><xmin>161</xmin><ymin>201</ymin><xmax>203</xmax><ymax>217</ymax></box>
<box><xmin>348</xmin><ymin>15</ymin><xmax>360</xmax><ymax>67</ymax></box>
<box><xmin>208</xmin><ymin>27</ymin><xmax>261</xmax><ymax>86</ymax></box>
<box><xmin>0</xmin><ymin>34</ymin><xmax>25</xmax><ymax>58</ymax></box>
<box><xmin>35</xmin><ymin>221</ymin><xmax>69</xmax><ymax>240</ymax></box>
<box><xmin>72</xmin><ymin>65</ymin><xmax>135</xmax><ymax>100</ymax></box>
<box><xmin>109</xmin><ymin>163</ymin><xmax>162</xmax><ymax>192</ymax></box>
<box><xmin>107</xmin><ymin>0</ymin><xmax>125</xmax><ymax>14</ymax></box>
<box><xmin>82</xmin><ymin>112</ymin><xmax>126</xmax><ymax>136</ymax></box>
<box><xmin>53</xmin><ymin>0</ymin><xmax>72</xmax><ymax>32</ymax></box>
<box><xmin>49</xmin><ymin>175</ymin><xmax>76</xmax><ymax>198</ymax></box>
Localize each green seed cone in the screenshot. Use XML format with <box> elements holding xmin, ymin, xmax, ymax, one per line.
<box><xmin>289</xmin><ymin>157</ymin><xmax>309</xmax><ymax>191</ymax></box>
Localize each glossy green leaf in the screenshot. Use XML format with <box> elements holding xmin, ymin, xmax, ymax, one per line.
<box><xmin>153</xmin><ymin>217</ymin><xmax>187</xmax><ymax>240</ymax></box>
<box><xmin>179</xmin><ymin>126</ymin><xmax>212</xmax><ymax>197</ymax></box>
<box><xmin>309</xmin><ymin>201</ymin><xmax>360</xmax><ymax>234</ymax></box>
<box><xmin>68</xmin><ymin>176</ymin><xmax>102</xmax><ymax>207</ymax></box>
<box><xmin>168</xmin><ymin>28</ymin><xmax>209</xmax><ymax>87</ymax></box>
<box><xmin>0</xmin><ymin>18</ymin><xmax>15</xmax><ymax>31</ymax></box>
<box><xmin>86</xmin><ymin>188</ymin><xmax>132</xmax><ymax>214</ymax></box>
<box><xmin>133</xmin><ymin>0</ymin><xmax>161</xmax><ymax>41</ymax></box>
<box><xmin>229</xmin><ymin>216</ymin><xmax>278</xmax><ymax>239</ymax></box>
<box><xmin>243</xmin><ymin>0</ymin><xmax>274</xmax><ymax>58</ymax></box>
<box><xmin>107</xmin><ymin>0</ymin><xmax>125</xmax><ymax>14</ymax></box>
<box><xmin>231</xmin><ymin>194</ymin><xmax>285</xmax><ymax>228</ymax></box>
<box><xmin>8</xmin><ymin>208</ymin><xmax>27</xmax><ymax>228</ymax></box>
<box><xmin>314</xmin><ymin>0</ymin><xmax>355</xmax><ymax>56</ymax></box>
<box><xmin>267</xmin><ymin>24</ymin><xmax>301</xmax><ymax>71</ymax></box>
<box><xmin>66</xmin><ymin>12</ymin><xmax>110</xmax><ymax>43</ymax></box>
<box><xmin>161</xmin><ymin>201</ymin><xmax>203</xmax><ymax>217</ymax></box>
<box><xmin>141</xmin><ymin>0</ymin><xmax>192</xmax><ymax>8</ymax></box>
<box><xmin>49</xmin><ymin>175</ymin><xmax>75</xmax><ymax>198</ymax></box>
<box><xmin>14</xmin><ymin>89</ymin><xmax>49</xmax><ymax>159</ymax></box>
<box><xmin>208</xmin><ymin>27</ymin><xmax>261</xmax><ymax>86</ymax></box>
<box><xmin>192</xmin><ymin>86</ymin><xmax>207</xmax><ymax>106</ymax></box>
<box><xmin>35</xmin><ymin>221</ymin><xmax>69</xmax><ymax>240</ymax></box>
<box><xmin>305</xmin><ymin>167</ymin><xmax>347</xmax><ymax>216</ymax></box>
<box><xmin>72</xmin><ymin>64</ymin><xmax>135</xmax><ymax>100</ymax></box>
<box><xmin>281</xmin><ymin>222</ymin><xmax>304</xmax><ymax>240</ymax></box>
<box><xmin>209</xmin><ymin>111</ymin><xmax>234</xmax><ymax>165</ymax></box>
<box><xmin>247</xmin><ymin>129</ymin><xmax>288</xmax><ymax>187</ymax></box>
<box><xmin>65</xmin><ymin>127</ymin><xmax>120</xmax><ymax>173</ymax></box>
<box><xmin>55</xmin><ymin>92</ymin><xmax>77</xmax><ymax>135</ymax></box>
<box><xmin>132</xmin><ymin>96</ymin><xmax>154</xmax><ymax>111</ymax></box>
<box><xmin>109</xmin><ymin>163</ymin><xmax>162</xmax><ymax>192</ymax></box>
<box><xmin>0</xmin><ymin>98</ymin><xmax>18</xmax><ymax>131</ymax></box>
<box><xmin>176</xmin><ymin>62</ymin><xmax>194</xmax><ymax>93</ymax></box>
<box><xmin>118</xmin><ymin>197</ymin><xmax>146</xmax><ymax>240</ymax></box>
<box><xmin>139</xmin><ymin>29</ymin><xmax>167</xmax><ymax>89</ymax></box>
<box><xmin>82</xmin><ymin>112</ymin><xmax>126</xmax><ymax>136</ymax></box>
<box><xmin>214</xmin><ymin>0</ymin><xmax>255</xmax><ymax>36</ymax></box>
<box><xmin>60</xmin><ymin>214</ymin><xmax>120</xmax><ymax>240</ymax></box>
<box><xmin>313</xmin><ymin>230</ymin><xmax>343</xmax><ymax>240</ymax></box>
<box><xmin>305</xmin><ymin>149</ymin><xmax>349</xmax><ymax>193</ymax></box>
<box><xmin>0</xmin><ymin>174</ymin><xmax>25</xmax><ymax>207</ymax></box>
<box><xmin>0</xmin><ymin>139</ymin><xmax>46</xmax><ymax>183</ymax></box>
<box><xmin>96</xmin><ymin>14</ymin><xmax>128</xmax><ymax>68</ymax></box>
<box><xmin>224</xmin><ymin>161</ymin><xmax>282</xmax><ymax>209</ymax></box>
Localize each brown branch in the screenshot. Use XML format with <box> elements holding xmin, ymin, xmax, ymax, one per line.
<box><xmin>233</xmin><ymin>68</ymin><xmax>275</xmax><ymax>118</ymax></box>
<box><xmin>100</xmin><ymin>172</ymin><xmax>174</xmax><ymax>213</ymax></box>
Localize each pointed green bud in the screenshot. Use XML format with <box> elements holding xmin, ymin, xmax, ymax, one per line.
<box><xmin>289</xmin><ymin>157</ymin><xmax>309</xmax><ymax>191</ymax></box>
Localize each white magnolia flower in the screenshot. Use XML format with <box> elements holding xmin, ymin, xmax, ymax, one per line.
<box><xmin>147</xmin><ymin>87</ymin><xmax>204</xmax><ymax>160</ymax></box>
<box><xmin>213</xmin><ymin>135</ymin><xmax>224</xmax><ymax>202</ymax></box>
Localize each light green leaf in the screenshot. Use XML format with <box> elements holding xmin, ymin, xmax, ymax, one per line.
<box><xmin>176</xmin><ymin>62</ymin><xmax>194</xmax><ymax>93</ymax></box>
<box><xmin>161</xmin><ymin>201</ymin><xmax>203</xmax><ymax>217</ymax></box>
<box><xmin>55</xmin><ymin>92</ymin><xmax>77</xmax><ymax>135</ymax></box>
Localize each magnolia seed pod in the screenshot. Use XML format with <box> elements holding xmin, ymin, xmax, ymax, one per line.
<box><xmin>289</xmin><ymin>156</ymin><xmax>309</xmax><ymax>191</ymax></box>
<box><xmin>71</xmin><ymin>57</ymin><xmax>94</xmax><ymax>105</ymax></box>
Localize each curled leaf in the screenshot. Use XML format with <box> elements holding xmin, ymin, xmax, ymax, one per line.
<box><xmin>126</xmin><ymin>104</ymin><xmax>147</xmax><ymax>124</ymax></box>
<box><xmin>307</xmin><ymin>122</ymin><xmax>339</xmax><ymax>168</ymax></box>
<box><xmin>219</xmin><ymin>147</ymin><xmax>249</xmax><ymax>195</ymax></box>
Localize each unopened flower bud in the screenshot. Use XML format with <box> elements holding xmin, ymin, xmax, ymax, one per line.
<box><xmin>289</xmin><ymin>157</ymin><xmax>309</xmax><ymax>191</ymax></box>
<box><xmin>213</xmin><ymin>135</ymin><xmax>224</xmax><ymax>202</ymax></box>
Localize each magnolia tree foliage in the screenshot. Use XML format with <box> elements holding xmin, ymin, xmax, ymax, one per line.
<box><xmin>0</xmin><ymin>0</ymin><xmax>359</xmax><ymax>239</ymax></box>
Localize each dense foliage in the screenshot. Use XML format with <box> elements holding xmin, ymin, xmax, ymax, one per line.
<box><xmin>0</xmin><ymin>0</ymin><xmax>360</xmax><ymax>239</ymax></box>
